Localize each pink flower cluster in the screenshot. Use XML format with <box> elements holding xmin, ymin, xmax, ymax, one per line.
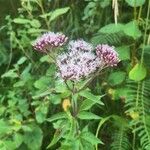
<box><xmin>33</xmin><ymin>32</ymin><xmax>120</xmax><ymax>81</ymax></box>
<box><xmin>57</xmin><ymin>40</ymin><xmax>103</xmax><ymax>81</ymax></box>
<box><xmin>32</xmin><ymin>32</ymin><xmax>68</xmax><ymax>52</ymax></box>
<box><xmin>68</xmin><ymin>39</ymin><xmax>93</xmax><ymax>52</ymax></box>
<box><xmin>96</xmin><ymin>44</ymin><xmax>120</xmax><ymax>67</ymax></box>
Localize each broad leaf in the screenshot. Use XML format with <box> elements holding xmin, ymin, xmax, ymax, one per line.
<box><xmin>23</xmin><ymin>125</ymin><xmax>43</xmax><ymax>150</ymax></box>
<box><xmin>99</xmin><ymin>23</ymin><xmax>124</xmax><ymax>33</ymax></box>
<box><xmin>116</xmin><ymin>46</ymin><xmax>130</xmax><ymax>60</ymax></box>
<box><xmin>125</xmin><ymin>0</ymin><xmax>145</xmax><ymax>7</ymax></box>
<box><xmin>108</xmin><ymin>71</ymin><xmax>126</xmax><ymax>86</ymax></box>
<box><xmin>129</xmin><ymin>63</ymin><xmax>147</xmax><ymax>81</ymax></box>
<box><xmin>123</xmin><ymin>21</ymin><xmax>141</xmax><ymax>39</ymax></box>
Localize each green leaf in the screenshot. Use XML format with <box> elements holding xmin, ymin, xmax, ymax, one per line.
<box><xmin>55</xmin><ymin>80</ymin><xmax>70</xmax><ymax>94</ymax></box>
<box><xmin>23</xmin><ymin>125</ymin><xmax>43</xmax><ymax>150</ymax></box>
<box><xmin>108</xmin><ymin>71</ymin><xmax>126</xmax><ymax>86</ymax></box>
<box><xmin>0</xmin><ymin>120</ymin><xmax>11</xmax><ymax>136</ymax></box>
<box><xmin>80</xmin><ymin>99</ymin><xmax>96</xmax><ymax>111</ymax></box>
<box><xmin>34</xmin><ymin>76</ymin><xmax>50</xmax><ymax>90</ymax></box>
<box><xmin>81</xmin><ymin>131</ymin><xmax>103</xmax><ymax>145</ymax></box>
<box><xmin>99</xmin><ymin>23</ymin><xmax>124</xmax><ymax>33</ymax></box>
<box><xmin>1</xmin><ymin>69</ymin><xmax>18</xmax><ymax>78</ymax></box>
<box><xmin>79</xmin><ymin>90</ymin><xmax>103</xmax><ymax>105</ymax></box>
<box><xmin>13</xmin><ymin>18</ymin><xmax>30</xmax><ymax>24</ymax></box>
<box><xmin>35</xmin><ymin>103</ymin><xmax>48</xmax><ymax>123</ymax></box>
<box><xmin>46</xmin><ymin>112</ymin><xmax>67</xmax><ymax>122</ymax></box>
<box><xmin>49</xmin><ymin>94</ymin><xmax>61</xmax><ymax>104</ymax></box>
<box><xmin>40</xmin><ymin>55</ymin><xmax>50</xmax><ymax>63</ymax></box>
<box><xmin>116</xmin><ymin>46</ymin><xmax>130</xmax><ymax>60</ymax></box>
<box><xmin>123</xmin><ymin>21</ymin><xmax>142</xmax><ymax>39</ymax></box>
<box><xmin>50</xmin><ymin>7</ymin><xmax>70</xmax><ymax>22</ymax></box>
<box><xmin>125</xmin><ymin>0</ymin><xmax>145</xmax><ymax>7</ymax></box>
<box><xmin>113</xmin><ymin>88</ymin><xmax>128</xmax><ymax>100</ymax></box>
<box><xmin>129</xmin><ymin>63</ymin><xmax>147</xmax><ymax>81</ymax></box>
<box><xmin>30</xmin><ymin>19</ymin><xmax>41</xmax><ymax>28</ymax></box>
<box><xmin>77</xmin><ymin>111</ymin><xmax>101</xmax><ymax>120</ymax></box>
<box><xmin>2</xmin><ymin>140</ymin><xmax>16</xmax><ymax>150</ymax></box>
<box><xmin>0</xmin><ymin>140</ymin><xmax>6</xmax><ymax>150</ymax></box>
<box><xmin>32</xmin><ymin>89</ymin><xmax>53</xmax><ymax>99</ymax></box>
<box><xmin>17</xmin><ymin>57</ymin><xmax>27</xmax><ymax>65</ymax></box>
<box><xmin>47</xmin><ymin>127</ymin><xmax>65</xmax><ymax>149</ymax></box>
<box><xmin>100</xmin><ymin>0</ymin><xmax>111</xmax><ymax>8</ymax></box>
<box><xmin>13</xmin><ymin>133</ymin><xmax>23</xmax><ymax>148</ymax></box>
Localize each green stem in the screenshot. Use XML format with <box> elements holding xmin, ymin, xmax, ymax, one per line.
<box><xmin>77</xmin><ymin>66</ymin><xmax>106</xmax><ymax>93</ymax></box>
<box><xmin>141</xmin><ymin>0</ymin><xmax>150</xmax><ymax>64</ymax></box>
<box><xmin>134</xmin><ymin>0</ymin><xmax>137</xmax><ymax>20</ymax></box>
<box><xmin>37</xmin><ymin>0</ymin><xmax>50</xmax><ymax>30</ymax></box>
<box><xmin>95</xmin><ymin>116</ymin><xmax>111</xmax><ymax>150</ymax></box>
<box><xmin>137</xmin><ymin>6</ymin><xmax>142</xmax><ymax>23</ymax></box>
<box><xmin>15</xmin><ymin>37</ymin><xmax>34</xmax><ymax>64</ymax></box>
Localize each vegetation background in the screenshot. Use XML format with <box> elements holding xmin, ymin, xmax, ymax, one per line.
<box><xmin>0</xmin><ymin>0</ymin><xmax>150</xmax><ymax>150</ymax></box>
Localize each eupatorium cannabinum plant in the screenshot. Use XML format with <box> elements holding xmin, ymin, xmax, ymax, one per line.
<box><xmin>33</xmin><ymin>32</ymin><xmax>120</xmax><ymax>149</ymax></box>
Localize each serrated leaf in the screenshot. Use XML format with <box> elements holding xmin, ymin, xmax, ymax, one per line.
<box><xmin>99</xmin><ymin>23</ymin><xmax>124</xmax><ymax>33</ymax></box>
<box><xmin>77</xmin><ymin>111</ymin><xmax>101</xmax><ymax>120</ymax></box>
<box><xmin>79</xmin><ymin>90</ymin><xmax>103</xmax><ymax>105</ymax></box>
<box><xmin>129</xmin><ymin>63</ymin><xmax>147</xmax><ymax>81</ymax></box>
<box><xmin>80</xmin><ymin>99</ymin><xmax>96</xmax><ymax>111</ymax></box>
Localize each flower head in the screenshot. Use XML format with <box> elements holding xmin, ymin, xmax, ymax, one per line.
<box><xmin>32</xmin><ymin>32</ymin><xmax>68</xmax><ymax>52</ymax></box>
<box><xmin>57</xmin><ymin>40</ymin><xmax>102</xmax><ymax>81</ymax></box>
<box><xmin>68</xmin><ymin>39</ymin><xmax>93</xmax><ymax>52</ymax></box>
<box><xmin>96</xmin><ymin>44</ymin><xmax>120</xmax><ymax>67</ymax></box>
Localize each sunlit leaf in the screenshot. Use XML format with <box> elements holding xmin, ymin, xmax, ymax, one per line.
<box><xmin>123</xmin><ymin>21</ymin><xmax>142</xmax><ymax>39</ymax></box>
<box><xmin>129</xmin><ymin>63</ymin><xmax>147</xmax><ymax>81</ymax></box>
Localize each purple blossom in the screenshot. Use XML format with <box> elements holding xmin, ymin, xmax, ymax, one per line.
<box><xmin>57</xmin><ymin>40</ymin><xmax>102</xmax><ymax>80</ymax></box>
<box><xmin>32</xmin><ymin>32</ymin><xmax>68</xmax><ymax>52</ymax></box>
<box><xmin>68</xmin><ymin>39</ymin><xmax>93</xmax><ymax>52</ymax></box>
<box><xmin>96</xmin><ymin>44</ymin><xmax>120</xmax><ymax>67</ymax></box>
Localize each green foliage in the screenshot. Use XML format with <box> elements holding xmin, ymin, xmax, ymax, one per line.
<box><xmin>129</xmin><ymin>63</ymin><xmax>147</xmax><ymax>81</ymax></box>
<box><xmin>108</xmin><ymin>71</ymin><xmax>126</xmax><ymax>86</ymax></box>
<box><xmin>125</xmin><ymin>0</ymin><xmax>146</xmax><ymax>7</ymax></box>
<box><xmin>125</xmin><ymin>80</ymin><xmax>150</xmax><ymax>149</ymax></box>
<box><xmin>0</xmin><ymin>0</ymin><xmax>150</xmax><ymax>149</ymax></box>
